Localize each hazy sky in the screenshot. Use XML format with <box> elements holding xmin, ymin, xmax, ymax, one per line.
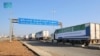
<box><xmin>0</xmin><ymin>0</ymin><xmax>100</xmax><ymax>36</ymax></box>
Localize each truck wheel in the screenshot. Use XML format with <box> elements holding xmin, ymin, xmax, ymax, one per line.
<box><xmin>71</xmin><ymin>41</ymin><xmax>75</xmax><ymax>46</ymax></box>
<box><xmin>52</xmin><ymin>40</ymin><xmax>54</xmax><ymax>43</ymax></box>
<box><xmin>57</xmin><ymin>40</ymin><xmax>59</xmax><ymax>44</ymax></box>
<box><xmin>62</xmin><ymin>40</ymin><xmax>66</xmax><ymax>45</ymax></box>
<box><xmin>71</xmin><ymin>42</ymin><xmax>75</xmax><ymax>46</ymax></box>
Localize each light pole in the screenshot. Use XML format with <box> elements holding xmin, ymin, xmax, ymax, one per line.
<box><xmin>59</xmin><ymin>22</ymin><xmax>63</xmax><ymax>28</ymax></box>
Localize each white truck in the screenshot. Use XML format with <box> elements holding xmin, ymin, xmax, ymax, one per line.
<box><xmin>29</xmin><ymin>33</ymin><xmax>35</xmax><ymax>40</ymax></box>
<box><xmin>24</xmin><ymin>35</ymin><xmax>29</xmax><ymax>40</ymax></box>
<box><xmin>35</xmin><ymin>30</ymin><xmax>50</xmax><ymax>40</ymax></box>
<box><xmin>53</xmin><ymin>23</ymin><xmax>100</xmax><ymax>46</ymax></box>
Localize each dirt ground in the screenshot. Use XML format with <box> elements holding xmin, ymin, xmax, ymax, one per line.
<box><xmin>0</xmin><ymin>40</ymin><xmax>36</xmax><ymax>56</ymax></box>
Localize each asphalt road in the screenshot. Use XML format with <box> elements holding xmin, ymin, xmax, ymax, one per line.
<box><xmin>25</xmin><ymin>40</ymin><xmax>100</xmax><ymax>56</ymax></box>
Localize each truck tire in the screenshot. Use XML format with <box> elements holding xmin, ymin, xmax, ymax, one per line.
<box><xmin>71</xmin><ymin>40</ymin><xmax>75</xmax><ymax>46</ymax></box>
<box><xmin>57</xmin><ymin>40</ymin><xmax>61</xmax><ymax>44</ymax></box>
<box><xmin>62</xmin><ymin>40</ymin><xmax>66</xmax><ymax>45</ymax></box>
<box><xmin>57</xmin><ymin>40</ymin><xmax>59</xmax><ymax>43</ymax></box>
<box><xmin>52</xmin><ymin>39</ymin><xmax>54</xmax><ymax>43</ymax></box>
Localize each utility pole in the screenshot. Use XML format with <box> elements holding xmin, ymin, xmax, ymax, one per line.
<box><xmin>59</xmin><ymin>22</ymin><xmax>63</xmax><ymax>28</ymax></box>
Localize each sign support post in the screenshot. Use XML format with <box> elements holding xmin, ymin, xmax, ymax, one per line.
<box><xmin>10</xmin><ymin>19</ymin><xmax>13</xmax><ymax>42</ymax></box>
<box><xmin>9</xmin><ymin>19</ymin><xmax>18</xmax><ymax>42</ymax></box>
<box><xmin>4</xmin><ymin>2</ymin><xmax>13</xmax><ymax>42</ymax></box>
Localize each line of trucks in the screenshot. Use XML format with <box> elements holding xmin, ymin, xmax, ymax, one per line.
<box><xmin>24</xmin><ymin>23</ymin><xmax>100</xmax><ymax>47</ymax></box>
<box><xmin>24</xmin><ymin>30</ymin><xmax>49</xmax><ymax>40</ymax></box>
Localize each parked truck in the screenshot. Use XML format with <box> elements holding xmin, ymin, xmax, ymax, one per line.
<box><xmin>35</xmin><ymin>30</ymin><xmax>50</xmax><ymax>40</ymax></box>
<box><xmin>53</xmin><ymin>23</ymin><xmax>100</xmax><ymax>46</ymax></box>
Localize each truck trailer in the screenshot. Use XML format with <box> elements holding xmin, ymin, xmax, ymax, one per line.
<box><xmin>29</xmin><ymin>33</ymin><xmax>35</xmax><ymax>40</ymax></box>
<box><xmin>53</xmin><ymin>23</ymin><xmax>100</xmax><ymax>46</ymax></box>
<box><xmin>24</xmin><ymin>35</ymin><xmax>29</xmax><ymax>40</ymax></box>
<box><xmin>35</xmin><ymin>30</ymin><xmax>50</xmax><ymax>40</ymax></box>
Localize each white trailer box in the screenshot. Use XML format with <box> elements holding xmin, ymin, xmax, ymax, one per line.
<box><xmin>29</xmin><ymin>33</ymin><xmax>35</xmax><ymax>39</ymax></box>
<box><xmin>54</xmin><ymin>23</ymin><xmax>100</xmax><ymax>46</ymax></box>
<box><xmin>24</xmin><ymin>35</ymin><xmax>29</xmax><ymax>40</ymax></box>
<box><xmin>90</xmin><ymin>23</ymin><xmax>96</xmax><ymax>39</ymax></box>
<box><xmin>35</xmin><ymin>30</ymin><xmax>50</xmax><ymax>40</ymax></box>
<box><xmin>95</xmin><ymin>24</ymin><xmax>100</xmax><ymax>39</ymax></box>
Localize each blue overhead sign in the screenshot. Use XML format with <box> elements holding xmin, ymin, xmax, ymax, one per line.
<box><xmin>4</xmin><ymin>2</ymin><xmax>12</xmax><ymax>8</ymax></box>
<box><xmin>18</xmin><ymin>18</ymin><xmax>59</xmax><ymax>26</ymax></box>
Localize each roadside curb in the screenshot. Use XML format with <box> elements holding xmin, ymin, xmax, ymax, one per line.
<box><xmin>21</xmin><ymin>42</ymin><xmax>40</xmax><ymax>56</ymax></box>
<box><xmin>21</xmin><ymin>41</ymin><xmax>52</xmax><ymax>56</ymax></box>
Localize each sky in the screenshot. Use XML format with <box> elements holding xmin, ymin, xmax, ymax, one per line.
<box><xmin>0</xmin><ymin>0</ymin><xmax>100</xmax><ymax>36</ymax></box>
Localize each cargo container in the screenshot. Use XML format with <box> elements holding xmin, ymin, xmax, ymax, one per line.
<box><xmin>53</xmin><ymin>23</ymin><xmax>100</xmax><ymax>46</ymax></box>
<box><xmin>24</xmin><ymin>35</ymin><xmax>29</xmax><ymax>40</ymax></box>
<box><xmin>51</xmin><ymin>33</ymin><xmax>55</xmax><ymax>40</ymax></box>
<box><xmin>29</xmin><ymin>33</ymin><xmax>35</xmax><ymax>40</ymax></box>
<box><xmin>35</xmin><ymin>30</ymin><xmax>50</xmax><ymax>40</ymax></box>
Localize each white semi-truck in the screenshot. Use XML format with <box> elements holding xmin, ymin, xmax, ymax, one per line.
<box><xmin>35</xmin><ymin>30</ymin><xmax>50</xmax><ymax>40</ymax></box>
<box><xmin>24</xmin><ymin>35</ymin><xmax>29</xmax><ymax>40</ymax></box>
<box><xmin>29</xmin><ymin>33</ymin><xmax>35</xmax><ymax>40</ymax></box>
<box><xmin>53</xmin><ymin>23</ymin><xmax>100</xmax><ymax>46</ymax></box>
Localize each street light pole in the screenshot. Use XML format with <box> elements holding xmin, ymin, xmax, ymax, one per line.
<box><xmin>59</xmin><ymin>22</ymin><xmax>63</xmax><ymax>28</ymax></box>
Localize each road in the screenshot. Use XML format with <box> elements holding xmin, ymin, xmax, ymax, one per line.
<box><xmin>25</xmin><ymin>40</ymin><xmax>100</xmax><ymax>56</ymax></box>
